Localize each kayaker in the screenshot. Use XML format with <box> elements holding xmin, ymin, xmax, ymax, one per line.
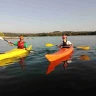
<box><xmin>56</xmin><ymin>34</ymin><xmax>73</xmax><ymax>48</ymax></box>
<box><xmin>8</xmin><ymin>36</ymin><xmax>28</xmax><ymax>49</ymax></box>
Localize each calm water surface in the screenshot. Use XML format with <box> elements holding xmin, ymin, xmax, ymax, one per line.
<box><xmin>0</xmin><ymin>35</ymin><xmax>96</xmax><ymax>94</ymax></box>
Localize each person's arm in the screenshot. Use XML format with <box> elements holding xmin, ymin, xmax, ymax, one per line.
<box><xmin>13</xmin><ymin>42</ymin><xmax>18</xmax><ymax>46</ymax></box>
<box><xmin>56</xmin><ymin>43</ymin><xmax>62</xmax><ymax>48</ymax></box>
<box><xmin>8</xmin><ymin>41</ymin><xmax>18</xmax><ymax>46</ymax></box>
<box><xmin>24</xmin><ymin>42</ymin><xmax>28</xmax><ymax>50</ymax></box>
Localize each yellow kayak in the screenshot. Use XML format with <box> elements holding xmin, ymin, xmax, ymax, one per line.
<box><xmin>0</xmin><ymin>45</ymin><xmax>32</xmax><ymax>61</ymax></box>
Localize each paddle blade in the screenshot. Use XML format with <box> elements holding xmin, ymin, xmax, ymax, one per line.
<box><xmin>45</xmin><ymin>43</ymin><xmax>54</xmax><ymax>47</ymax></box>
<box><xmin>77</xmin><ymin>46</ymin><xmax>90</xmax><ymax>50</ymax></box>
<box><xmin>0</xmin><ymin>37</ymin><xmax>4</xmax><ymax>40</ymax></box>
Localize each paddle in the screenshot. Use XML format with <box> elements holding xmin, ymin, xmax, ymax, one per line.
<box><xmin>0</xmin><ymin>37</ymin><xmax>9</xmax><ymax>42</ymax></box>
<box><xmin>76</xmin><ymin>46</ymin><xmax>90</xmax><ymax>50</ymax></box>
<box><xmin>45</xmin><ymin>43</ymin><xmax>90</xmax><ymax>49</ymax></box>
<box><xmin>45</xmin><ymin>43</ymin><xmax>55</xmax><ymax>47</ymax></box>
<box><xmin>0</xmin><ymin>37</ymin><xmax>13</xmax><ymax>44</ymax></box>
<box><xmin>45</xmin><ymin>43</ymin><xmax>72</xmax><ymax>48</ymax></box>
<box><xmin>45</xmin><ymin>43</ymin><xmax>72</xmax><ymax>47</ymax></box>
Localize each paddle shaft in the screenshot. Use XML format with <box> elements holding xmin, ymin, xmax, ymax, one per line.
<box><xmin>3</xmin><ymin>38</ymin><xmax>14</xmax><ymax>44</ymax></box>
<box><xmin>4</xmin><ymin>39</ymin><xmax>9</xmax><ymax>42</ymax></box>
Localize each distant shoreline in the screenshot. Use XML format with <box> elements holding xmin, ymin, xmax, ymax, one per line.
<box><xmin>4</xmin><ymin>37</ymin><xmax>19</xmax><ymax>39</ymax></box>
<box><xmin>0</xmin><ymin>31</ymin><xmax>96</xmax><ymax>37</ymax></box>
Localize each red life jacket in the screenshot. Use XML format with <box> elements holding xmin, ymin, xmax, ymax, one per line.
<box><xmin>17</xmin><ymin>41</ymin><xmax>25</xmax><ymax>49</ymax></box>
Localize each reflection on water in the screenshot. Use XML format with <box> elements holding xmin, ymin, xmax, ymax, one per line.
<box><xmin>0</xmin><ymin>57</ymin><xmax>26</xmax><ymax>69</ymax></box>
<box><xmin>46</xmin><ymin>52</ymin><xmax>73</xmax><ymax>74</ymax></box>
<box><xmin>0</xmin><ymin>52</ymin><xmax>30</xmax><ymax>70</ymax></box>
<box><xmin>63</xmin><ymin>59</ymin><xmax>72</xmax><ymax>69</ymax></box>
<box><xmin>78</xmin><ymin>54</ymin><xmax>90</xmax><ymax>60</ymax></box>
<box><xmin>46</xmin><ymin>53</ymin><xmax>91</xmax><ymax>74</ymax></box>
<box><xmin>0</xmin><ymin>57</ymin><xmax>18</xmax><ymax>67</ymax></box>
<box><xmin>19</xmin><ymin>57</ymin><xmax>26</xmax><ymax>70</ymax></box>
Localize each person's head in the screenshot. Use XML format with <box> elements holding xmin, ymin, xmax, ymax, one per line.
<box><xmin>19</xmin><ymin>36</ymin><xmax>24</xmax><ymax>41</ymax></box>
<box><xmin>62</xmin><ymin>35</ymin><xmax>67</xmax><ymax>41</ymax></box>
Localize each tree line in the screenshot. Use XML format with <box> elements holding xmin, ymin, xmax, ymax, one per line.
<box><xmin>1</xmin><ymin>31</ymin><xmax>96</xmax><ymax>37</ymax></box>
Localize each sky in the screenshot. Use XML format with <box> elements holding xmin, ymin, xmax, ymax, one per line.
<box><xmin>0</xmin><ymin>0</ymin><xmax>96</xmax><ymax>33</ymax></box>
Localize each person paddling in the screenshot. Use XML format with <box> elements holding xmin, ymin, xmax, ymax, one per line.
<box><xmin>56</xmin><ymin>34</ymin><xmax>73</xmax><ymax>48</ymax></box>
<box><xmin>55</xmin><ymin>34</ymin><xmax>73</xmax><ymax>66</ymax></box>
<box><xmin>8</xmin><ymin>36</ymin><xmax>28</xmax><ymax>50</ymax></box>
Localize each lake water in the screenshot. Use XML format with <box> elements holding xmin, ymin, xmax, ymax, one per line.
<box><xmin>0</xmin><ymin>35</ymin><xmax>96</xmax><ymax>95</ymax></box>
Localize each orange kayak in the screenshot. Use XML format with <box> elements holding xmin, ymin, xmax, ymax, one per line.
<box><xmin>45</xmin><ymin>45</ymin><xmax>74</xmax><ymax>62</ymax></box>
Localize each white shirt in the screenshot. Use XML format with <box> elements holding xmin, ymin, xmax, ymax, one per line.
<box><xmin>66</xmin><ymin>41</ymin><xmax>72</xmax><ymax>45</ymax></box>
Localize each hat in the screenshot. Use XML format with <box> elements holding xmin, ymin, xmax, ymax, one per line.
<box><xmin>62</xmin><ymin>35</ymin><xmax>67</xmax><ymax>39</ymax></box>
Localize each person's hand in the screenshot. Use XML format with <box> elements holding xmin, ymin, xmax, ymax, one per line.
<box><xmin>8</xmin><ymin>41</ymin><xmax>13</xmax><ymax>46</ymax></box>
<box><xmin>8</xmin><ymin>41</ymin><xmax>11</xmax><ymax>43</ymax></box>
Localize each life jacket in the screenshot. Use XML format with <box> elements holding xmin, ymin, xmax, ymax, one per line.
<box><xmin>17</xmin><ymin>41</ymin><xmax>25</xmax><ymax>49</ymax></box>
<box><xmin>62</xmin><ymin>41</ymin><xmax>67</xmax><ymax>48</ymax></box>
